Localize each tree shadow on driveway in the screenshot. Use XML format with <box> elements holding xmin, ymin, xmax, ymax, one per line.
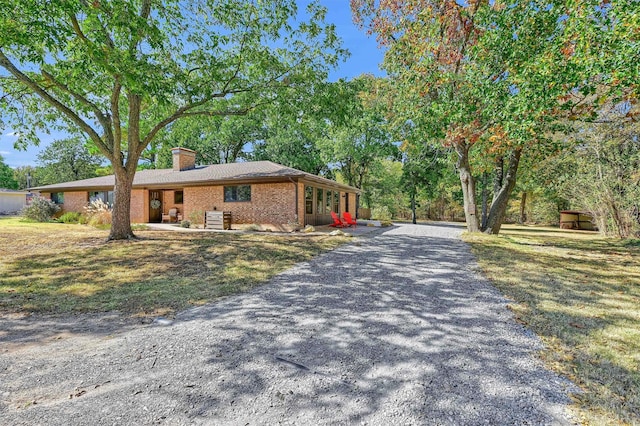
<box><xmin>0</xmin><ymin>224</ymin><xmax>578</xmax><ymax>425</ymax></box>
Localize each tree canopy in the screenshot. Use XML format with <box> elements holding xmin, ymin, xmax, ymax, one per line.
<box><xmin>0</xmin><ymin>155</ymin><xmax>19</xmax><ymax>190</ymax></box>
<box><xmin>0</xmin><ymin>0</ymin><xmax>345</xmax><ymax>239</ymax></box>
<box><xmin>351</xmin><ymin>0</ymin><xmax>640</xmax><ymax>234</ymax></box>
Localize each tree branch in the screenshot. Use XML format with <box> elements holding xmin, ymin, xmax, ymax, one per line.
<box><xmin>40</xmin><ymin>69</ymin><xmax>114</xmax><ymax>151</ymax></box>
<box><xmin>0</xmin><ymin>49</ymin><xmax>109</xmax><ymax>155</ymax></box>
<box><xmin>110</xmin><ymin>78</ymin><xmax>122</xmax><ymax>155</ymax></box>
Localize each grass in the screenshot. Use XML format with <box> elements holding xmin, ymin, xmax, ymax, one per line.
<box><xmin>0</xmin><ymin>216</ymin><xmax>348</xmax><ymax>317</ymax></box>
<box><xmin>463</xmin><ymin>225</ymin><xmax>640</xmax><ymax>425</ymax></box>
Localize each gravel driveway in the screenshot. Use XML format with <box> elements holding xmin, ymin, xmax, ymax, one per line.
<box><xmin>0</xmin><ymin>223</ymin><xmax>577</xmax><ymax>425</ymax></box>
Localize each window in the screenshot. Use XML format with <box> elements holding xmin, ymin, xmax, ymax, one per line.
<box><xmin>326</xmin><ymin>190</ymin><xmax>332</xmax><ymax>214</ymax></box>
<box><xmin>89</xmin><ymin>191</ymin><xmax>114</xmax><ymax>206</ymax></box>
<box><xmin>333</xmin><ymin>191</ymin><xmax>340</xmax><ymax>213</ymax></box>
<box><xmin>50</xmin><ymin>192</ymin><xmax>64</xmax><ymax>204</ymax></box>
<box><xmin>316</xmin><ymin>188</ymin><xmax>323</xmax><ymax>214</ymax></box>
<box><xmin>305</xmin><ymin>186</ymin><xmax>313</xmax><ymax>214</ymax></box>
<box><xmin>224</xmin><ymin>185</ymin><xmax>251</xmax><ymax>202</ymax></box>
<box><xmin>174</xmin><ymin>190</ymin><xmax>184</xmax><ymax>204</ymax></box>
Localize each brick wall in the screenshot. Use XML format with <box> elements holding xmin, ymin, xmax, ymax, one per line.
<box><xmin>184</xmin><ymin>182</ymin><xmax>297</xmax><ymax>227</ymax></box>
<box><xmin>62</xmin><ymin>191</ymin><xmax>88</xmax><ymax>213</ymax></box>
<box><xmin>161</xmin><ymin>190</ymin><xmax>184</xmax><ymax>216</ymax></box>
<box><xmin>130</xmin><ymin>189</ymin><xmax>147</xmax><ymax>223</ymax></box>
<box><xmin>348</xmin><ymin>193</ymin><xmax>356</xmax><ymax>215</ymax></box>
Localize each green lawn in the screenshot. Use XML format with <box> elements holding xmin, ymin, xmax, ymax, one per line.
<box><xmin>0</xmin><ymin>217</ymin><xmax>347</xmax><ymax>317</ymax></box>
<box><xmin>464</xmin><ymin>226</ymin><xmax>640</xmax><ymax>425</ymax></box>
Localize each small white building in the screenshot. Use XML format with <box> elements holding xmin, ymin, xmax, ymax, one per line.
<box><xmin>0</xmin><ymin>189</ymin><xmax>28</xmax><ymax>214</ymax></box>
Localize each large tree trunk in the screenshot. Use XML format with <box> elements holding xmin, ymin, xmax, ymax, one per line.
<box><xmin>493</xmin><ymin>156</ymin><xmax>504</xmax><ymax>203</ymax></box>
<box><xmin>109</xmin><ymin>166</ymin><xmax>136</xmax><ymax>240</ymax></box>
<box><xmin>455</xmin><ymin>141</ymin><xmax>480</xmax><ymax>232</ymax></box>
<box><xmin>519</xmin><ymin>192</ymin><xmax>527</xmax><ymax>224</ymax></box>
<box><xmin>411</xmin><ymin>190</ymin><xmax>417</xmax><ymax>224</ymax></box>
<box><xmin>481</xmin><ymin>172</ymin><xmax>489</xmax><ymax>229</ymax></box>
<box><xmin>483</xmin><ymin>149</ymin><xmax>522</xmax><ymax>234</ymax></box>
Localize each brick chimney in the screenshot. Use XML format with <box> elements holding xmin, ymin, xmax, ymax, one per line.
<box><xmin>171</xmin><ymin>147</ymin><xmax>196</xmax><ymax>171</ymax></box>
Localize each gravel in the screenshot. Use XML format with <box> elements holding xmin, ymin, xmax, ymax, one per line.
<box><xmin>0</xmin><ymin>223</ymin><xmax>578</xmax><ymax>425</ymax></box>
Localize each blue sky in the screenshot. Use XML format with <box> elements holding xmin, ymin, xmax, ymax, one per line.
<box><xmin>0</xmin><ymin>1</ymin><xmax>385</xmax><ymax>168</ymax></box>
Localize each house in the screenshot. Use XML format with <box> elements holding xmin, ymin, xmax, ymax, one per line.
<box><xmin>31</xmin><ymin>147</ymin><xmax>360</xmax><ymax>230</ymax></box>
<box><xmin>0</xmin><ymin>189</ymin><xmax>29</xmax><ymax>215</ymax></box>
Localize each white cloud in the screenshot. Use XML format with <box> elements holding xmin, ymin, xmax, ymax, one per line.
<box><xmin>4</xmin><ymin>131</ymin><xmax>20</xmax><ymax>137</ymax></box>
<box><xmin>0</xmin><ymin>150</ymin><xmax>10</xmax><ymax>155</ymax></box>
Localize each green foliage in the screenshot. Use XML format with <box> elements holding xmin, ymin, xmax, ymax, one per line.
<box><xmin>317</xmin><ymin>76</ymin><xmax>398</xmax><ymax>187</ymax></box>
<box><xmin>371</xmin><ymin>206</ymin><xmax>392</xmax><ymax>221</ymax></box>
<box><xmin>36</xmin><ymin>138</ymin><xmax>102</xmax><ymax>185</ymax></box>
<box><xmin>57</xmin><ymin>212</ymin><xmax>82</xmax><ymax>224</ymax></box>
<box><xmin>557</xmin><ymin>119</ymin><xmax>640</xmax><ymax>238</ymax></box>
<box><xmin>180</xmin><ymin>220</ymin><xmax>191</xmax><ymax>228</ymax></box>
<box><xmin>20</xmin><ymin>196</ymin><xmax>60</xmax><ymax>222</ymax></box>
<box><xmin>352</xmin><ymin>0</ymin><xmax>640</xmax><ymax>234</ymax></box>
<box><xmin>0</xmin><ymin>155</ymin><xmax>18</xmax><ymax>190</ymax></box>
<box><xmin>0</xmin><ymin>0</ymin><xmax>345</xmax><ymax>239</ymax></box>
<box><xmin>12</xmin><ymin>165</ymin><xmax>40</xmax><ymax>190</ymax></box>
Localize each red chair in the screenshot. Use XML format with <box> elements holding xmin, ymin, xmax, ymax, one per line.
<box><xmin>342</xmin><ymin>211</ymin><xmax>357</xmax><ymax>228</ymax></box>
<box><xmin>330</xmin><ymin>211</ymin><xmax>346</xmax><ymax>228</ymax></box>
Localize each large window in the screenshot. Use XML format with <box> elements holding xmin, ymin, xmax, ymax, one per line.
<box><xmin>174</xmin><ymin>190</ymin><xmax>184</xmax><ymax>204</ymax></box>
<box><xmin>224</xmin><ymin>185</ymin><xmax>251</xmax><ymax>202</ymax></box>
<box><xmin>326</xmin><ymin>190</ymin><xmax>332</xmax><ymax>214</ymax></box>
<box><xmin>333</xmin><ymin>191</ymin><xmax>340</xmax><ymax>213</ymax></box>
<box><xmin>316</xmin><ymin>188</ymin><xmax>323</xmax><ymax>214</ymax></box>
<box><xmin>89</xmin><ymin>191</ymin><xmax>114</xmax><ymax>206</ymax></box>
<box><xmin>305</xmin><ymin>186</ymin><xmax>313</xmax><ymax>214</ymax></box>
<box><xmin>50</xmin><ymin>192</ymin><xmax>64</xmax><ymax>204</ymax></box>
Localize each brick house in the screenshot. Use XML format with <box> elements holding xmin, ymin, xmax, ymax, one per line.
<box><xmin>32</xmin><ymin>148</ymin><xmax>359</xmax><ymax>229</ymax></box>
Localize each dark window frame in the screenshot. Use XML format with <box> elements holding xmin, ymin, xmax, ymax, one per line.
<box><xmin>316</xmin><ymin>188</ymin><xmax>324</xmax><ymax>215</ymax></box>
<box><xmin>89</xmin><ymin>190</ymin><xmax>114</xmax><ymax>205</ymax></box>
<box><xmin>50</xmin><ymin>192</ymin><xmax>64</xmax><ymax>205</ymax></box>
<box><xmin>174</xmin><ymin>190</ymin><xmax>184</xmax><ymax>204</ymax></box>
<box><xmin>224</xmin><ymin>185</ymin><xmax>251</xmax><ymax>202</ymax></box>
<box><xmin>305</xmin><ymin>186</ymin><xmax>313</xmax><ymax>214</ymax></box>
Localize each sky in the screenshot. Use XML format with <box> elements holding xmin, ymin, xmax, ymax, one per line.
<box><xmin>0</xmin><ymin>1</ymin><xmax>385</xmax><ymax>169</ymax></box>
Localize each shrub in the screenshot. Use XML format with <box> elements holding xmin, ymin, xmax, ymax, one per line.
<box><xmin>21</xmin><ymin>196</ymin><xmax>60</xmax><ymax>222</ymax></box>
<box><xmin>371</xmin><ymin>206</ymin><xmax>392</xmax><ymax>221</ymax></box>
<box><xmin>188</xmin><ymin>209</ymin><xmax>204</xmax><ymax>227</ymax></box>
<box><xmin>84</xmin><ymin>199</ymin><xmax>112</xmax><ymax>227</ymax></box>
<box><xmin>57</xmin><ymin>212</ymin><xmax>82</xmax><ymax>224</ymax></box>
<box><xmin>180</xmin><ymin>220</ymin><xmax>191</xmax><ymax>228</ymax></box>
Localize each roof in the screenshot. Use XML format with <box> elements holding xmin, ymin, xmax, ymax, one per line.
<box><xmin>0</xmin><ymin>188</ymin><xmax>28</xmax><ymax>194</ymax></box>
<box><xmin>560</xmin><ymin>210</ymin><xmax>592</xmax><ymax>215</ymax></box>
<box><xmin>30</xmin><ymin>161</ymin><xmax>360</xmax><ymax>193</ymax></box>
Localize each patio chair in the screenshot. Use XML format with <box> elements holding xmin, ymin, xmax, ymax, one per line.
<box><xmin>329</xmin><ymin>211</ymin><xmax>346</xmax><ymax>228</ymax></box>
<box><xmin>169</xmin><ymin>208</ymin><xmax>180</xmax><ymax>223</ymax></box>
<box><xmin>342</xmin><ymin>211</ymin><xmax>357</xmax><ymax>228</ymax></box>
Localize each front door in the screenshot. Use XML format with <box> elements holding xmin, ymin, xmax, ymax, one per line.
<box><xmin>149</xmin><ymin>190</ymin><xmax>163</xmax><ymax>223</ymax></box>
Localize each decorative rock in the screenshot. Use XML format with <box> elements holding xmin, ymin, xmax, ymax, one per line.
<box><xmin>303</xmin><ymin>225</ymin><xmax>315</xmax><ymax>233</ymax></box>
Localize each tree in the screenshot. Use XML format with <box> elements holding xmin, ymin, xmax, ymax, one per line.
<box><xmin>0</xmin><ymin>155</ymin><xmax>19</xmax><ymax>189</ymax></box>
<box><xmin>553</xmin><ymin>117</ymin><xmax>640</xmax><ymax>238</ymax></box>
<box><xmin>352</xmin><ymin>0</ymin><xmax>639</xmax><ymax>234</ymax></box>
<box><xmin>36</xmin><ymin>138</ymin><xmax>103</xmax><ymax>185</ymax></box>
<box><xmin>318</xmin><ymin>76</ymin><xmax>398</xmax><ymax>190</ymax></box>
<box><xmin>0</xmin><ymin>0</ymin><xmax>344</xmax><ymax>239</ymax></box>
<box><xmin>12</xmin><ymin>165</ymin><xmax>40</xmax><ymax>190</ymax></box>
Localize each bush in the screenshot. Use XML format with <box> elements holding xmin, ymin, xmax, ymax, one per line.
<box><xmin>188</xmin><ymin>209</ymin><xmax>204</xmax><ymax>227</ymax></box>
<box><xmin>371</xmin><ymin>206</ymin><xmax>392</xmax><ymax>221</ymax></box>
<box><xmin>21</xmin><ymin>196</ymin><xmax>60</xmax><ymax>222</ymax></box>
<box><xmin>180</xmin><ymin>220</ymin><xmax>191</xmax><ymax>228</ymax></box>
<box><xmin>84</xmin><ymin>199</ymin><xmax>112</xmax><ymax>227</ymax></box>
<box><xmin>57</xmin><ymin>212</ymin><xmax>82</xmax><ymax>224</ymax></box>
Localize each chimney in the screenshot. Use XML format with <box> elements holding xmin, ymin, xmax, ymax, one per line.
<box><xmin>171</xmin><ymin>147</ymin><xmax>196</xmax><ymax>171</ymax></box>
